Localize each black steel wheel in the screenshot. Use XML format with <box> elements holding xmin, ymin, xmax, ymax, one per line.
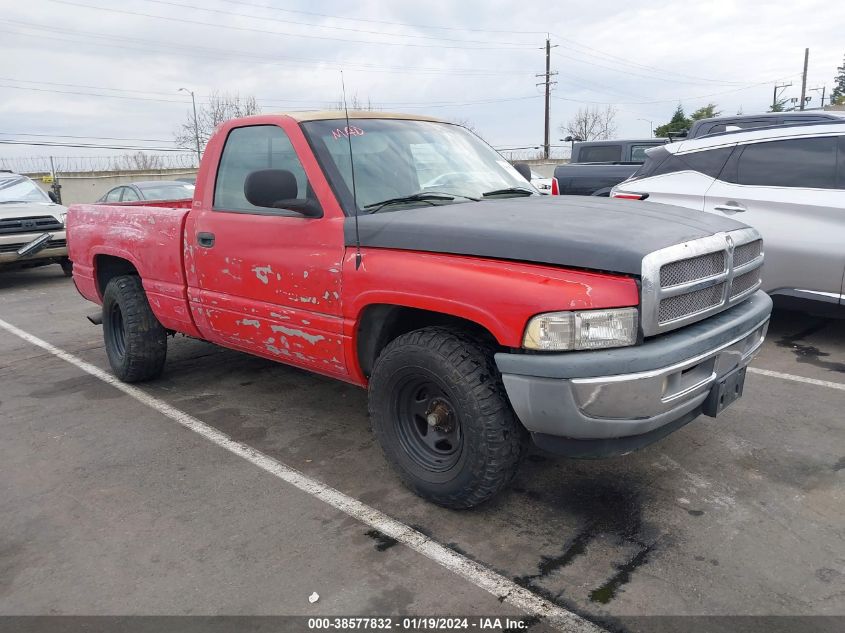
<box><xmin>369</xmin><ymin>327</ymin><xmax>526</xmax><ymax>509</ymax></box>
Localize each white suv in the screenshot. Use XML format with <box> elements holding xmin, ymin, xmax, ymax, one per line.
<box><xmin>611</xmin><ymin>122</ymin><xmax>845</xmax><ymax>310</ymax></box>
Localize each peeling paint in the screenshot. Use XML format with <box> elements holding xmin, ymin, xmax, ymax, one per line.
<box><xmin>238</xmin><ymin>319</ymin><xmax>261</xmax><ymax>329</ymax></box>
<box><xmin>252</xmin><ymin>265</ymin><xmax>273</xmax><ymax>284</ymax></box>
<box><xmin>270</xmin><ymin>312</ymin><xmax>291</xmax><ymax>320</ymax></box>
<box><xmin>299</xmin><ymin>296</ymin><xmax>318</xmax><ymax>304</ymax></box>
<box><xmin>303</xmin><ymin>270</ymin><xmax>309</xmax><ymax>278</ymax></box>
<box><xmin>269</xmin><ymin>325</ymin><xmax>325</xmax><ymax>345</ymax></box>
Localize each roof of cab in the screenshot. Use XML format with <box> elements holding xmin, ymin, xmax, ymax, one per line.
<box><xmin>283</xmin><ymin>110</ymin><xmax>444</xmax><ymax>123</ymax></box>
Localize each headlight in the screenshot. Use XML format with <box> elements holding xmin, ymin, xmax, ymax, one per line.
<box><xmin>59</xmin><ymin>212</ymin><xmax>68</xmax><ymax>226</ymax></box>
<box><xmin>523</xmin><ymin>307</ymin><xmax>638</xmax><ymax>351</ymax></box>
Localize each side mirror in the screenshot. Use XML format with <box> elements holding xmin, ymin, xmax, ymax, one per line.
<box><xmin>244</xmin><ymin>169</ymin><xmax>322</xmax><ymax>217</ymax></box>
<box><xmin>48</xmin><ymin>191</ymin><xmax>58</xmax><ymax>203</ymax></box>
<box><xmin>512</xmin><ymin>162</ymin><xmax>532</xmax><ymax>182</ymax></box>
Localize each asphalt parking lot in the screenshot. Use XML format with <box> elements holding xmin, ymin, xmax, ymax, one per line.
<box><xmin>1</xmin><ymin>266</ymin><xmax>843</xmax><ymax>631</ymax></box>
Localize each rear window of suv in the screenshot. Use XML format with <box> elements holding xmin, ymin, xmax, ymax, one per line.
<box><xmin>735</xmin><ymin>137</ymin><xmax>838</xmax><ymax>189</ymax></box>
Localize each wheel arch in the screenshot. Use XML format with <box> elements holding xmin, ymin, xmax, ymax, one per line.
<box><xmin>94</xmin><ymin>254</ymin><xmax>140</xmax><ymax>299</ymax></box>
<box><xmin>354</xmin><ymin>303</ymin><xmax>503</xmax><ymax>380</ymax></box>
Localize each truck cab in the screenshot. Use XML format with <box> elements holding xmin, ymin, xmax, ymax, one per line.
<box><xmin>67</xmin><ymin>112</ymin><xmax>772</xmax><ymax>508</ymax></box>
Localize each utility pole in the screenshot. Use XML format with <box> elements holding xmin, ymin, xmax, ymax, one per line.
<box><xmin>535</xmin><ymin>37</ymin><xmax>558</xmax><ymax>159</ymax></box>
<box><xmin>49</xmin><ymin>156</ymin><xmax>62</xmax><ymax>205</ymax></box>
<box><xmin>772</xmin><ymin>81</ymin><xmax>792</xmax><ymax>111</ymax></box>
<box><xmin>179</xmin><ymin>87</ymin><xmax>202</xmax><ymax>163</ymax></box>
<box><xmin>638</xmin><ymin>118</ymin><xmax>654</xmax><ymax>136</ymax></box>
<box><xmin>799</xmin><ymin>48</ymin><xmax>809</xmax><ymax>111</ymax></box>
<box><xmin>810</xmin><ymin>86</ymin><xmax>826</xmax><ymax>110</ymax></box>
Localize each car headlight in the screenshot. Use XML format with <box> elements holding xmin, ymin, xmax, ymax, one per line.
<box><xmin>523</xmin><ymin>308</ymin><xmax>638</xmax><ymax>351</ymax></box>
<box><xmin>59</xmin><ymin>212</ymin><xmax>68</xmax><ymax>226</ymax></box>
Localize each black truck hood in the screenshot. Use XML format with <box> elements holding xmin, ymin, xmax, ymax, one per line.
<box><xmin>345</xmin><ymin>195</ymin><xmax>748</xmax><ymax>275</ymax></box>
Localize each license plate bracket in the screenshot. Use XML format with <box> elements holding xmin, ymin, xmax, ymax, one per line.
<box><xmin>702</xmin><ymin>366</ymin><xmax>746</xmax><ymax>417</ymax></box>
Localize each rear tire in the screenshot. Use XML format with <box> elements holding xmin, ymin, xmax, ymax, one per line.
<box><xmin>368</xmin><ymin>327</ymin><xmax>526</xmax><ymax>509</ymax></box>
<box><xmin>102</xmin><ymin>275</ymin><xmax>167</xmax><ymax>382</ymax></box>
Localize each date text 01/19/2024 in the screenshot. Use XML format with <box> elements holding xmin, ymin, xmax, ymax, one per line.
<box><xmin>307</xmin><ymin>616</ymin><xmax>533</xmax><ymax>630</ymax></box>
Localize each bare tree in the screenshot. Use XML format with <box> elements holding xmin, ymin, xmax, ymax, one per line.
<box><xmin>330</xmin><ymin>94</ymin><xmax>379</xmax><ymax>110</ymax></box>
<box><xmin>175</xmin><ymin>92</ymin><xmax>260</xmax><ymax>152</ymax></box>
<box><xmin>449</xmin><ymin>117</ymin><xmax>483</xmax><ymax>139</ymax></box>
<box><xmin>110</xmin><ymin>152</ymin><xmax>168</xmax><ymax>171</ymax></box>
<box><xmin>560</xmin><ymin>105</ymin><xmax>618</xmax><ymax>141</ymax></box>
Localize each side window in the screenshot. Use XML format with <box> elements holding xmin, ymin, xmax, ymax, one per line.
<box><xmin>736</xmin><ymin>137</ymin><xmax>838</xmax><ymax>189</ymax></box>
<box><xmin>838</xmin><ymin>136</ymin><xmax>845</xmax><ymax>189</ymax></box>
<box><xmin>679</xmin><ymin>147</ymin><xmax>733</xmax><ymax>178</ymax></box>
<box><xmin>579</xmin><ymin>145</ymin><xmax>622</xmax><ymax>162</ymax></box>
<box><xmin>629</xmin><ymin>145</ymin><xmax>654</xmax><ymax>163</ymax></box>
<box><xmin>105</xmin><ymin>188</ymin><xmax>123</xmax><ymax>202</ymax></box>
<box><xmin>121</xmin><ymin>187</ymin><xmax>140</xmax><ymax>202</ymax></box>
<box><xmin>214</xmin><ymin>125</ymin><xmax>314</xmax><ymax>213</ymax></box>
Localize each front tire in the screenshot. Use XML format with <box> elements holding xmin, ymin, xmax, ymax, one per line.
<box><xmin>368</xmin><ymin>327</ymin><xmax>526</xmax><ymax>509</ymax></box>
<box><xmin>102</xmin><ymin>275</ymin><xmax>167</xmax><ymax>382</ymax></box>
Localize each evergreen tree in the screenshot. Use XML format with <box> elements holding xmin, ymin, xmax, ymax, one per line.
<box><xmin>654</xmin><ymin>105</ymin><xmax>690</xmax><ymax>137</ymax></box>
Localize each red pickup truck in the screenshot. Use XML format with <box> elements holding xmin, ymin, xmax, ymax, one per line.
<box><xmin>68</xmin><ymin>111</ymin><xmax>772</xmax><ymax>508</ymax></box>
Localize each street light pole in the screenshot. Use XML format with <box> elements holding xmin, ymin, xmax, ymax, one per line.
<box><xmin>638</xmin><ymin>118</ymin><xmax>654</xmax><ymax>136</ymax></box>
<box><xmin>179</xmin><ymin>88</ymin><xmax>201</xmax><ymax>163</ymax></box>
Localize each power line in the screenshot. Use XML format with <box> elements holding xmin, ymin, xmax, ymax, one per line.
<box><xmin>549</xmin><ymin>34</ymin><xmax>753</xmax><ymax>86</ymax></box>
<box><xmin>135</xmin><ymin>0</ymin><xmax>535</xmax><ymax>46</ymax></box>
<box><xmin>0</xmin><ymin>139</ymin><xmax>189</xmax><ymax>151</ymax></box>
<box><xmin>0</xmin><ymin>80</ymin><xmax>541</xmax><ymax>110</ymax></box>
<box><xmin>0</xmin><ymin>131</ymin><xmax>176</xmax><ymax>143</ymax></box>
<box><xmin>214</xmin><ymin>0</ymin><xmax>546</xmax><ymax>34</ymax></box>
<box><xmin>551</xmin><ymin>76</ymin><xmax>802</xmax><ymax>106</ymax></box>
<box><xmin>3</xmin><ymin>21</ymin><xmax>528</xmax><ymax>78</ymax></box>
<box><xmin>48</xmin><ymin>0</ymin><xmax>535</xmax><ymax>50</ymax></box>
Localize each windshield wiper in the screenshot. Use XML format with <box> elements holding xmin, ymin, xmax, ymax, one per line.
<box><xmin>363</xmin><ymin>193</ymin><xmax>455</xmax><ymax>214</ymax></box>
<box><xmin>481</xmin><ymin>187</ymin><xmax>535</xmax><ymax>197</ymax></box>
<box><xmin>0</xmin><ymin>200</ymin><xmax>30</xmax><ymax>204</ymax></box>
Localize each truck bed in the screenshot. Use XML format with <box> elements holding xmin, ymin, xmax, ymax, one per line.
<box><xmin>67</xmin><ymin>202</ymin><xmax>199</xmax><ymax>336</ymax></box>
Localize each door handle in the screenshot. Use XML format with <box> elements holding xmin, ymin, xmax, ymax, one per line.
<box><xmin>713</xmin><ymin>202</ymin><xmax>746</xmax><ymax>213</ymax></box>
<box><xmin>197</xmin><ymin>232</ymin><xmax>215</xmax><ymax>248</ymax></box>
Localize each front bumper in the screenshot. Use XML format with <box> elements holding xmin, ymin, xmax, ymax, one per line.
<box><xmin>495</xmin><ymin>291</ymin><xmax>772</xmax><ymax>457</ymax></box>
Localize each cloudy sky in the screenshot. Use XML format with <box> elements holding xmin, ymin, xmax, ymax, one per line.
<box><xmin>1</xmin><ymin>0</ymin><xmax>844</xmax><ymax>167</ymax></box>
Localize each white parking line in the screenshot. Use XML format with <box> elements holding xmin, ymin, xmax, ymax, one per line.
<box><xmin>0</xmin><ymin>317</ymin><xmax>601</xmax><ymax>633</ymax></box>
<box><xmin>747</xmin><ymin>367</ymin><xmax>845</xmax><ymax>392</ymax></box>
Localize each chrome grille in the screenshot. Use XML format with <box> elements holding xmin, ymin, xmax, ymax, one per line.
<box><xmin>660</xmin><ymin>251</ymin><xmax>725</xmax><ymax>287</ymax></box>
<box><xmin>733</xmin><ymin>240</ymin><xmax>762</xmax><ymax>267</ymax></box>
<box><xmin>730</xmin><ymin>269</ymin><xmax>761</xmax><ymax>299</ymax></box>
<box><xmin>640</xmin><ymin>228</ymin><xmax>765</xmax><ymax>336</ymax></box>
<box><xmin>658</xmin><ymin>283</ymin><xmax>725</xmax><ymax>323</ymax></box>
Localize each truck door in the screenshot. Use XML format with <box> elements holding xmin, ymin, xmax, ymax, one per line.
<box><xmin>185</xmin><ymin>123</ymin><xmax>347</xmax><ymax>377</ymax></box>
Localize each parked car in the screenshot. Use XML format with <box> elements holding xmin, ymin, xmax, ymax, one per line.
<box><xmin>530</xmin><ymin>170</ymin><xmax>552</xmax><ymax>194</ymax></box>
<box><xmin>68</xmin><ymin>111</ymin><xmax>771</xmax><ymax>508</ymax></box>
<box><xmin>549</xmin><ymin>138</ymin><xmax>668</xmax><ymax>196</ymax></box>
<box><xmin>611</xmin><ymin>121</ymin><xmax>845</xmax><ymax>311</ymax></box>
<box><xmin>686</xmin><ymin>110</ymin><xmax>845</xmax><ymax>139</ymax></box>
<box><xmin>571</xmin><ymin>139</ymin><xmax>668</xmax><ymax>163</ymax></box>
<box><xmin>0</xmin><ymin>171</ymin><xmax>71</xmax><ymax>275</ymax></box>
<box><xmin>97</xmin><ymin>180</ymin><xmax>195</xmax><ymax>203</ymax></box>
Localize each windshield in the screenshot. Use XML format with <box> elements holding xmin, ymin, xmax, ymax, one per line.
<box><xmin>0</xmin><ymin>176</ymin><xmax>51</xmax><ymax>204</ymax></box>
<box><xmin>138</xmin><ymin>183</ymin><xmax>195</xmax><ymax>201</ymax></box>
<box><xmin>302</xmin><ymin>119</ymin><xmax>536</xmax><ymax>213</ymax></box>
